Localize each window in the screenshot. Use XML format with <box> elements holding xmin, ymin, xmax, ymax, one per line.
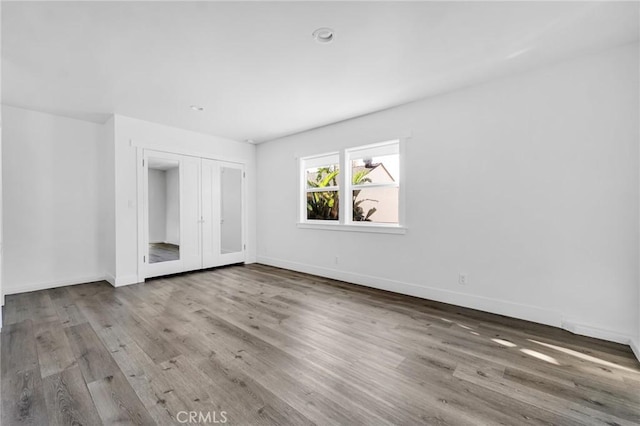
<box><xmin>303</xmin><ymin>153</ymin><xmax>340</xmax><ymax>221</ymax></box>
<box><xmin>348</xmin><ymin>142</ymin><xmax>400</xmax><ymax>224</ymax></box>
<box><xmin>300</xmin><ymin>140</ymin><xmax>404</xmax><ymax>233</ymax></box>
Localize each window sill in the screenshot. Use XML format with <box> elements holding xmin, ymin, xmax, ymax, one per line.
<box><xmin>297</xmin><ymin>222</ymin><xmax>407</xmax><ymax>234</ymax></box>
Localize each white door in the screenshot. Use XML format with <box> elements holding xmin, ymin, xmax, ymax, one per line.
<box><xmin>218</xmin><ymin>162</ymin><xmax>245</xmax><ymax>265</ymax></box>
<box><xmin>180</xmin><ymin>156</ymin><xmax>202</xmax><ymax>272</ymax></box>
<box><xmin>201</xmin><ymin>159</ymin><xmax>245</xmax><ymax>267</ymax></box>
<box><xmin>142</xmin><ymin>153</ymin><xmax>244</xmax><ymax>279</ymax></box>
<box><xmin>143</xmin><ymin>150</ymin><xmax>201</xmax><ymax>278</ymax></box>
<box><xmin>201</xmin><ymin>158</ymin><xmax>220</xmax><ymax>268</ymax></box>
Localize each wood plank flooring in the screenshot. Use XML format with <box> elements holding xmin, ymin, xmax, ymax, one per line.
<box><xmin>2</xmin><ymin>264</ymin><xmax>639</xmax><ymax>425</ymax></box>
<box><xmin>149</xmin><ymin>243</ymin><xmax>180</xmax><ymax>264</ymax></box>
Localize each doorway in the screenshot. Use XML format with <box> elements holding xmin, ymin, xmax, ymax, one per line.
<box><xmin>140</xmin><ymin>150</ymin><xmax>246</xmax><ymax>280</ymax></box>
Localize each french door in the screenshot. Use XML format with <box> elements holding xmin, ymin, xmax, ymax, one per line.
<box><xmin>141</xmin><ymin>150</ymin><xmax>245</xmax><ymax>280</ymax></box>
<box><xmin>201</xmin><ymin>159</ymin><xmax>245</xmax><ymax>268</ymax></box>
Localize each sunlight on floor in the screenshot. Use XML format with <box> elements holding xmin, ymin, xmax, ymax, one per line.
<box><xmin>528</xmin><ymin>339</ymin><xmax>638</xmax><ymax>374</ymax></box>
<box><xmin>492</xmin><ymin>338</ymin><xmax>517</xmax><ymax>348</ymax></box>
<box><xmin>520</xmin><ymin>348</ymin><xmax>560</xmax><ymax>365</ymax></box>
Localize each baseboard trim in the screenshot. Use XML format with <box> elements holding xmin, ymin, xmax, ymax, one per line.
<box><xmin>630</xmin><ymin>339</ymin><xmax>640</xmax><ymax>362</ymax></box>
<box><xmin>257</xmin><ymin>256</ymin><xmax>634</xmax><ymax>347</ymax></box>
<box><xmin>257</xmin><ymin>256</ymin><xmax>560</xmax><ymax>326</ymax></box>
<box><xmin>561</xmin><ymin>320</ymin><xmax>634</xmax><ymax>346</ymax></box>
<box><xmin>3</xmin><ymin>275</ymin><xmax>108</xmax><ymax>296</ymax></box>
<box><xmin>112</xmin><ymin>274</ymin><xmax>140</xmax><ymax>288</ymax></box>
<box><xmin>2</xmin><ymin>273</ymin><xmax>141</xmax><ymax>294</ymax></box>
<box><xmin>105</xmin><ymin>274</ymin><xmax>116</xmax><ymax>287</ymax></box>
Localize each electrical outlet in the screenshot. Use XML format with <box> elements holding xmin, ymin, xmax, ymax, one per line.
<box><xmin>458</xmin><ymin>273</ymin><xmax>468</xmax><ymax>285</ymax></box>
<box><xmin>335</xmin><ymin>256</ymin><xmax>339</xmax><ymax>264</ymax></box>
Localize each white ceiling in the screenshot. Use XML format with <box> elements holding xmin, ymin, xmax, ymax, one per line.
<box><xmin>2</xmin><ymin>1</ymin><xmax>639</xmax><ymax>143</ymax></box>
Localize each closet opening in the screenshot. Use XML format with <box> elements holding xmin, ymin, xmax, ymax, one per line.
<box><xmin>139</xmin><ymin>149</ymin><xmax>246</xmax><ymax>281</ymax></box>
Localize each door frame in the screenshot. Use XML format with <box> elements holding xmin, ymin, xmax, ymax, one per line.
<box><xmin>137</xmin><ymin>148</ymin><xmax>247</xmax><ymax>282</ymax></box>
<box><xmin>138</xmin><ymin>149</ymin><xmax>185</xmax><ymax>280</ymax></box>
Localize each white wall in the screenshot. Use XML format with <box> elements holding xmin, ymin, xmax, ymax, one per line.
<box><xmin>0</xmin><ymin>104</ymin><xmax>3</xmax><ymax>320</ymax></box>
<box><xmin>2</xmin><ymin>106</ymin><xmax>107</xmax><ymax>294</ymax></box>
<box><xmin>636</xmin><ymin>104</ymin><xmax>640</xmax><ymax>359</ymax></box>
<box><xmin>257</xmin><ymin>43</ymin><xmax>640</xmax><ymax>344</ymax></box>
<box><xmin>113</xmin><ymin>115</ymin><xmax>256</xmax><ymax>286</ymax></box>
<box><xmin>99</xmin><ymin>116</ymin><xmax>116</xmax><ymax>285</ymax></box>
<box><xmin>165</xmin><ymin>167</ymin><xmax>180</xmax><ymax>246</ymax></box>
<box><xmin>148</xmin><ymin>169</ymin><xmax>167</xmax><ymax>243</ymax></box>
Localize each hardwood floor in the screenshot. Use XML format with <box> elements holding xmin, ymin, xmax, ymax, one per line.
<box><xmin>2</xmin><ymin>264</ymin><xmax>639</xmax><ymax>425</ymax></box>
<box><xmin>149</xmin><ymin>243</ymin><xmax>180</xmax><ymax>264</ymax></box>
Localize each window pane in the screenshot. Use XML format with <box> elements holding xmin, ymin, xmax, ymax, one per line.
<box><xmin>351</xmin><ymin>154</ymin><xmax>399</xmax><ymax>185</ymax></box>
<box><xmin>352</xmin><ymin>187</ymin><xmax>398</xmax><ymax>223</ymax></box>
<box><xmin>306</xmin><ymin>165</ymin><xmax>340</xmax><ymax>189</ymax></box>
<box><xmin>307</xmin><ymin>191</ymin><xmax>339</xmax><ymax>220</ymax></box>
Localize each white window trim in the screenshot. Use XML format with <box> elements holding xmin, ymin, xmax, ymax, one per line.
<box><xmin>298</xmin><ymin>138</ymin><xmax>407</xmax><ymax>234</ymax></box>
<box><xmin>297</xmin><ymin>222</ymin><xmax>407</xmax><ymax>234</ymax></box>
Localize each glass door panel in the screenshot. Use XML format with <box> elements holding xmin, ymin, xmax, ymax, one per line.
<box><xmin>143</xmin><ymin>151</ymin><xmax>192</xmax><ymax>279</ymax></box>
<box><xmin>220</xmin><ymin>167</ymin><xmax>243</xmax><ymax>254</ymax></box>
<box><xmin>147</xmin><ymin>158</ymin><xmax>180</xmax><ymax>263</ymax></box>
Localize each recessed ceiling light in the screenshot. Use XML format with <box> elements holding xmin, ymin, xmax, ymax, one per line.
<box><xmin>312</xmin><ymin>27</ymin><xmax>334</xmax><ymax>44</ymax></box>
<box><xmin>244</xmin><ymin>139</ymin><xmax>255</xmax><ymax>144</ymax></box>
<box><xmin>190</xmin><ymin>105</ymin><xmax>204</xmax><ymax>111</ymax></box>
